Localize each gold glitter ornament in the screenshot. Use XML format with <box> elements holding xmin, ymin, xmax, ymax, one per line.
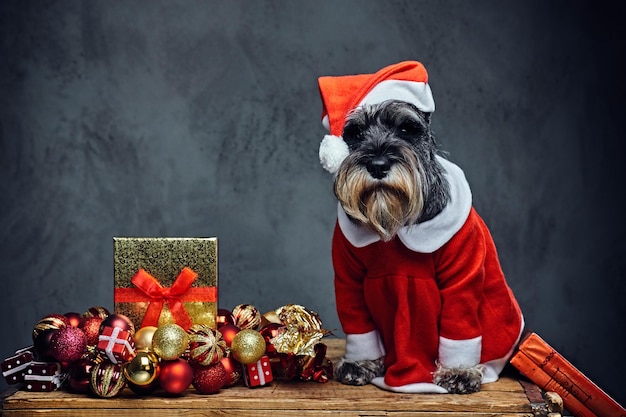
<box><xmin>134</xmin><ymin>326</ymin><xmax>157</xmax><ymax>351</ymax></box>
<box><xmin>231</xmin><ymin>304</ymin><xmax>261</xmax><ymax>330</ymax></box>
<box><xmin>230</xmin><ymin>329</ymin><xmax>266</xmax><ymax>365</ymax></box>
<box><xmin>152</xmin><ymin>324</ymin><xmax>189</xmax><ymax>360</ymax></box>
<box><xmin>124</xmin><ymin>350</ymin><xmax>160</xmax><ymax>386</ymax></box>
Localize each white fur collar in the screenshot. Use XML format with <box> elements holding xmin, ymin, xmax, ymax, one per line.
<box><xmin>337</xmin><ymin>156</ymin><xmax>472</xmax><ymax>253</ymax></box>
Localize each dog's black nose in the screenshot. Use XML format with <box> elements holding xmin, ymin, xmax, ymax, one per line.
<box><xmin>367</xmin><ymin>156</ymin><xmax>391</xmax><ymax>179</ymax></box>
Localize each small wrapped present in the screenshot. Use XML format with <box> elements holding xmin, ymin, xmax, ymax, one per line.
<box><xmin>97</xmin><ymin>326</ymin><xmax>136</xmax><ymax>364</ymax></box>
<box><xmin>243</xmin><ymin>355</ymin><xmax>273</xmax><ymax>387</ymax></box>
<box><xmin>113</xmin><ymin>237</ymin><xmax>218</xmax><ymax>331</ymax></box>
<box><xmin>24</xmin><ymin>361</ymin><xmax>65</xmax><ymax>392</ymax></box>
<box><xmin>2</xmin><ymin>346</ymin><xmax>34</xmax><ymax>384</ymax></box>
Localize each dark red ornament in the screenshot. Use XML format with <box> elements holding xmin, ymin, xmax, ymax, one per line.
<box><xmin>68</xmin><ymin>357</ymin><xmax>96</xmax><ymax>393</ymax></box>
<box><xmin>158</xmin><ymin>359</ymin><xmax>193</xmax><ymax>394</ymax></box>
<box><xmin>216</xmin><ymin>308</ymin><xmax>235</xmax><ymax>328</ymax></box>
<box><xmin>64</xmin><ymin>312</ymin><xmax>84</xmax><ymax>328</ymax></box>
<box><xmin>50</xmin><ymin>326</ymin><xmax>87</xmax><ymax>364</ymax></box>
<box><xmin>100</xmin><ymin>314</ymin><xmax>135</xmax><ymax>336</ymax></box>
<box><xmin>259</xmin><ymin>323</ymin><xmax>283</xmax><ymax>354</ymax></box>
<box><xmin>32</xmin><ymin>314</ymin><xmax>69</xmax><ymax>341</ymax></box>
<box><xmin>192</xmin><ymin>362</ymin><xmax>226</xmax><ymax>394</ymax></box>
<box><xmin>219</xmin><ymin>324</ymin><xmax>240</xmax><ymax>347</ymax></box>
<box><xmin>219</xmin><ymin>356</ymin><xmax>242</xmax><ymax>386</ymax></box>
<box><xmin>33</xmin><ymin>329</ymin><xmax>57</xmax><ymax>360</ymax></box>
<box><xmin>81</xmin><ymin>316</ymin><xmax>103</xmax><ymax>346</ymax></box>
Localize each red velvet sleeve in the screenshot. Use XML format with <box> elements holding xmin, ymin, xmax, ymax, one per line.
<box><xmin>332</xmin><ymin>222</ymin><xmax>378</xmax><ymax>335</ymax></box>
<box><xmin>434</xmin><ymin>209</ymin><xmax>486</xmax><ymax>341</ymax></box>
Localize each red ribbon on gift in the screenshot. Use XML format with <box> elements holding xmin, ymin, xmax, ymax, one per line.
<box><xmin>114</xmin><ymin>267</ymin><xmax>216</xmax><ymax>331</ymax></box>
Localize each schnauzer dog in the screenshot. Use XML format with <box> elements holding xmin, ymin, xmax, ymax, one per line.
<box><xmin>319</xmin><ymin>61</ymin><xmax>523</xmax><ymax>395</ymax></box>
<box><xmin>335</xmin><ymin>100</ymin><xmax>485</xmax><ymax>394</ymax></box>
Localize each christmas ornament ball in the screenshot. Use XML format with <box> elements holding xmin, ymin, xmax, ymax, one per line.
<box><xmin>220</xmin><ymin>356</ymin><xmax>242</xmax><ymax>386</ymax></box>
<box><xmin>188</xmin><ymin>325</ymin><xmax>227</xmax><ymax>366</ymax></box>
<box><xmin>32</xmin><ymin>314</ymin><xmax>68</xmax><ymax>341</ymax></box>
<box><xmin>230</xmin><ymin>329</ymin><xmax>266</xmax><ymax>364</ymax></box>
<box><xmin>68</xmin><ymin>357</ymin><xmax>96</xmax><ymax>393</ymax></box>
<box><xmin>64</xmin><ymin>312</ymin><xmax>84</xmax><ymax>328</ymax></box>
<box><xmin>192</xmin><ymin>362</ymin><xmax>226</xmax><ymax>394</ymax></box>
<box><xmin>90</xmin><ymin>362</ymin><xmax>126</xmax><ymax>398</ymax></box>
<box><xmin>128</xmin><ymin>379</ymin><xmax>158</xmax><ymax>396</ymax></box>
<box><xmin>158</xmin><ymin>359</ymin><xmax>193</xmax><ymax>394</ymax></box>
<box><xmin>232</xmin><ymin>304</ymin><xmax>261</xmax><ymax>330</ymax></box>
<box><xmin>124</xmin><ymin>350</ymin><xmax>160</xmax><ymax>386</ymax></box>
<box><xmin>152</xmin><ymin>324</ymin><xmax>189</xmax><ymax>360</ymax></box>
<box><xmin>81</xmin><ymin>316</ymin><xmax>103</xmax><ymax>346</ymax></box>
<box><xmin>219</xmin><ymin>324</ymin><xmax>240</xmax><ymax>347</ymax></box>
<box><xmin>33</xmin><ymin>329</ymin><xmax>57</xmax><ymax>360</ymax></box>
<box><xmin>134</xmin><ymin>326</ymin><xmax>158</xmax><ymax>351</ymax></box>
<box><xmin>216</xmin><ymin>308</ymin><xmax>235</xmax><ymax>328</ymax></box>
<box><xmin>83</xmin><ymin>306</ymin><xmax>110</xmax><ymax>320</ymax></box>
<box><xmin>100</xmin><ymin>314</ymin><xmax>135</xmax><ymax>336</ymax></box>
<box><xmin>50</xmin><ymin>326</ymin><xmax>87</xmax><ymax>364</ymax></box>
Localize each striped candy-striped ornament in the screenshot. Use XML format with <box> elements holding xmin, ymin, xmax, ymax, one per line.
<box><xmin>188</xmin><ymin>325</ymin><xmax>227</xmax><ymax>366</ymax></box>
<box><xmin>90</xmin><ymin>362</ymin><xmax>126</xmax><ymax>398</ymax></box>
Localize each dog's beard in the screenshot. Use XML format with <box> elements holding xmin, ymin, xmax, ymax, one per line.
<box><xmin>335</xmin><ymin>149</ymin><xmax>425</xmax><ymax>242</ymax></box>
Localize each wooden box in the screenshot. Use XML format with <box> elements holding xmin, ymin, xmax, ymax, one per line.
<box><xmin>1</xmin><ymin>339</ymin><xmax>562</xmax><ymax>417</ymax></box>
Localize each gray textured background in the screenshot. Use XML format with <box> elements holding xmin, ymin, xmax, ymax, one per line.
<box><xmin>1</xmin><ymin>0</ymin><xmax>625</xmax><ymax>404</ymax></box>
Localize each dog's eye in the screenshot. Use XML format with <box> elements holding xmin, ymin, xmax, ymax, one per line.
<box><xmin>398</xmin><ymin>121</ymin><xmax>422</xmax><ymax>137</ymax></box>
<box><xmin>342</xmin><ymin>124</ymin><xmax>364</xmax><ymax>147</ymax></box>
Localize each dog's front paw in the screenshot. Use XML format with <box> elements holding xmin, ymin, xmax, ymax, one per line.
<box><xmin>335</xmin><ymin>357</ymin><xmax>385</xmax><ymax>386</ymax></box>
<box><xmin>433</xmin><ymin>363</ymin><xmax>485</xmax><ymax>394</ymax></box>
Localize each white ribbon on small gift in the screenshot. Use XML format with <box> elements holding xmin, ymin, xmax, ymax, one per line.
<box><xmin>24</xmin><ymin>362</ymin><xmax>65</xmax><ymax>390</ymax></box>
<box><xmin>2</xmin><ymin>347</ymin><xmax>33</xmax><ymax>378</ymax></box>
<box><xmin>250</xmin><ymin>358</ymin><xmax>270</xmax><ymax>385</ymax></box>
<box><xmin>98</xmin><ymin>327</ymin><xmax>135</xmax><ymax>364</ymax></box>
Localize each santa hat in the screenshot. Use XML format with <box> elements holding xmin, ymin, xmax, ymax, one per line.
<box><xmin>318</xmin><ymin>61</ymin><xmax>435</xmax><ymax>173</ymax></box>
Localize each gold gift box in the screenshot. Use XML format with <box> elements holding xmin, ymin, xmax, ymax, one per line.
<box><xmin>113</xmin><ymin>237</ymin><xmax>217</xmax><ymax>330</ymax></box>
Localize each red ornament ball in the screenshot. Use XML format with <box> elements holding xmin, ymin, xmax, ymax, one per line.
<box><xmin>216</xmin><ymin>308</ymin><xmax>235</xmax><ymax>328</ymax></box>
<box><xmin>100</xmin><ymin>314</ymin><xmax>135</xmax><ymax>336</ymax></box>
<box><xmin>68</xmin><ymin>357</ymin><xmax>97</xmax><ymax>393</ymax></box>
<box><xmin>80</xmin><ymin>316</ymin><xmax>103</xmax><ymax>346</ymax></box>
<box><xmin>220</xmin><ymin>356</ymin><xmax>242</xmax><ymax>386</ymax></box>
<box><xmin>50</xmin><ymin>326</ymin><xmax>87</xmax><ymax>364</ymax></box>
<box><xmin>83</xmin><ymin>306</ymin><xmax>110</xmax><ymax>320</ymax></box>
<box><xmin>33</xmin><ymin>329</ymin><xmax>57</xmax><ymax>360</ymax></box>
<box><xmin>219</xmin><ymin>324</ymin><xmax>240</xmax><ymax>347</ymax></box>
<box><xmin>64</xmin><ymin>312</ymin><xmax>84</xmax><ymax>328</ymax></box>
<box><xmin>158</xmin><ymin>359</ymin><xmax>193</xmax><ymax>394</ymax></box>
<box><xmin>192</xmin><ymin>362</ymin><xmax>226</xmax><ymax>394</ymax></box>
<box><xmin>32</xmin><ymin>314</ymin><xmax>69</xmax><ymax>341</ymax></box>
<box><xmin>259</xmin><ymin>323</ymin><xmax>283</xmax><ymax>354</ymax></box>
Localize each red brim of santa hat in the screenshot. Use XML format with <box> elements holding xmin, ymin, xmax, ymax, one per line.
<box><xmin>318</xmin><ymin>61</ymin><xmax>435</xmax><ymax>173</ymax></box>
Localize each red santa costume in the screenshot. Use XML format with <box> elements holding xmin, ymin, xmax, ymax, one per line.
<box><xmin>318</xmin><ymin>61</ymin><xmax>525</xmax><ymax>393</ymax></box>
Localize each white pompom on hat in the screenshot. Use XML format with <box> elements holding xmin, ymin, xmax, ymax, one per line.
<box><xmin>318</xmin><ymin>61</ymin><xmax>436</xmax><ymax>174</ymax></box>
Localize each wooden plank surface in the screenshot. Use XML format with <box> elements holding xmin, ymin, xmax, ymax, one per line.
<box><xmin>1</xmin><ymin>338</ymin><xmax>538</xmax><ymax>417</ymax></box>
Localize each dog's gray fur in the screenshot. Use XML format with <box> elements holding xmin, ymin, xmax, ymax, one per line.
<box><xmin>333</xmin><ymin>100</ymin><xmax>483</xmax><ymax>394</ymax></box>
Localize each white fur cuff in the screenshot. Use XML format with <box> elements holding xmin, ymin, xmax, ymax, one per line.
<box><xmin>372</xmin><ymin>377</ymin><xmax>448</xmax><ymax>394</ymax></box>
<box><xmin>344</xmin><ymin>330</ymin><xmax>386</xmax><ymax>361</ymax></box>
<box><xmin>438</xmin><ymin>335</ymin><xmax>481</xmax><ymax>368</ymax></box>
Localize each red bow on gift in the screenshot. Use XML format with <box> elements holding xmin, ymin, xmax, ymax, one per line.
<box><xmin>115</xmin><ymin>267</ymin><xmax>216</xmax><ymax>331</ymax></box>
